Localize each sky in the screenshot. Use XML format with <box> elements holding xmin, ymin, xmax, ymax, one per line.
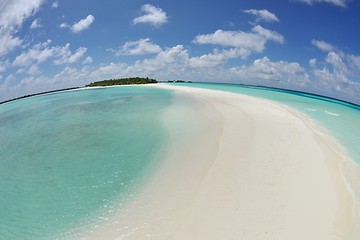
<box><xmin>1</xmin><ymin>0</ymin><xmax>360</xmax><ymax>103</ymax></box>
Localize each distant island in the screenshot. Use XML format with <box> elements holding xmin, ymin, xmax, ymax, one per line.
<box><xmin>1</xmin><ymin>77</ymin><xmax>195</xmax><ymax>105</ymax></box>
<box><xmin>85</xmin><ymin>77</ymin><xmax>158</xmax><ymax>87</ymax></box>
<box><xmin>167</xmin><ymin>80</ymin><xmax>192</xmax><ymax>83</ymax></box>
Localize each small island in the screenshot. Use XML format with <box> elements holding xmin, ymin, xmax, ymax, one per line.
<box><xmin>167</xmin><ymin>80</ymin><xmax>192</xmax><ymax>83</ymax></box>
<box><xmin>85</xmin><ymin>77</ymin><xmax>158</xmax><ymax>87</ymax></box>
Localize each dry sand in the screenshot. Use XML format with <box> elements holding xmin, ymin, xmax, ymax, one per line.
<box><xmin>83</xmin><ymin>84</ymin><xmax>358</xmax><ymax>240</ymax></box>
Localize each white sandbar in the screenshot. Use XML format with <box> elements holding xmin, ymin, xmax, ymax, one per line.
<box><xmin>84</xmin><ymin>84</ymin><xmax>359</xmax><ymax>240</ymax></box>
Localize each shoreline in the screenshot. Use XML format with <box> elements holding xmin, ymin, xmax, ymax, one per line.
<box><xmin>184</xmin><ymin>81</ymin><xmax>360</xmax><ymax>108</ymax></box>
<box><xmin>3</xmin><ymin>82</ymin><xmax>360</xmax><ymax>107</ymax></box>
<box><xmin>82</xmin><ymin>84</ymin><xmax>359</xmax><ymax>239</ymax></box>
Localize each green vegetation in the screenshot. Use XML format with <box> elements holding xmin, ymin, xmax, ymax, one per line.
<box><xmin>85</xmin><ymin>77</ymin><xmax>158</xmax><ymax>87</ymax></box>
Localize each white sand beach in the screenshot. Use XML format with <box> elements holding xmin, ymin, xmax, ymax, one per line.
<box><xmin>84</xmin><ymin>84</ymin><xmax>358</xmax><ymax>240</ymax></box>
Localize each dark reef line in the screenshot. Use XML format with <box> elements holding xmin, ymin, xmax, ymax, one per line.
<box><xmin>0</xmin><ymin>87</ymin><xmax>80</xmax><ymax>105</ymax></box>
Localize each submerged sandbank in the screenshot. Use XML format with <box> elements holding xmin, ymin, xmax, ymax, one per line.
<box><xmin>83</xmin><ymin>84</ymin><xmax>359</xmax><ymax>240</ymax></box>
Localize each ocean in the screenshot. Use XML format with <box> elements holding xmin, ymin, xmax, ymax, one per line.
<box><xmin>0</xmin><ymin>86</ymin><xmax>173</xmax><ymax>239</ymax></box>
<box><xmin>0</xmin><ymin>83</ymin><xmax>359</xmax><ymax>239</ymax></box>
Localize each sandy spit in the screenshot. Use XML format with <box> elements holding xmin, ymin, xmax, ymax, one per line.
<box><xmin>83</xmin><ymin>84</ymin><xmax>358</xmax><ymax>240</ymax></box>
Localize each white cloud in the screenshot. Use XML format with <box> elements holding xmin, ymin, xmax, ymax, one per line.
<box><xmin>252</xmin><ymin>25</ymin><xmax>284</xmax><ymax>43</ymax></box>
<box><xmin>30</xmin><ymin>18</ymin><xmax>41</xmax><ymax>29</ymax></box>
<box><xmin>295</xmin><ymin>0</ymin><xmax>348</xmax><ymax>7</ymax></box>
<box><xmin>60</xmin><ymin>15</ymin><xmax>95</xmax><ymax>33</ymax></box>
<box><xmin>348</xmin><ymin>55</ymin><xmax>360</xmax><ymax>70</ymax></box>
<box><xmin>308</xmin><ymin>40</ymin><xmax>360</xmax><ymax>102</ymax></box>
<box><xmin>0</xmin><ymin>34</ymin><xmax>22</xmax><ymax>56</ymax></box>
<box><xmin>68</xmin><ymin>48</ymin><xmax>87</xmax><ymax>63</ymax></box>
<box><xmin>325</xmin><ymin>51</ymin><xmax>348</xmax><ymax>74</ymax></box>
<box><xmin>242</xmin><ymin>9</ymin><xmax>279</xmax><ymax>23</ymax></box>
<box><xmin>309</xmin><ymin>58</ymin><xmax>317</xmax><ymax>68</ymax></box>
<box><xmin>15</xmin><ymin>67</ymin><xmax>26</xmax><ymax>74</ymax></box>
<box><xmin>133</xmin><ymin>4</ymin><xmax>168</xmax><ymax>26</ymax></box>
<box><xmin>28</xmin><ymin>64</ymin><xmax>41</xmax><ymax>75</ymax></box>
<box><xmin>0</xmin><ymin>34</ymin><xmax>21</xmax><ymax>57</ymax></box>
<box><xmin>311</xmin><ymin>39</ymin><xmax>360</xmax><ymax>73</ymax></box>
<box><xmin>193</xmin><ymin>26</ymin><xmax>284</xmax><ymax>55</ymax></box>
<box><xmin>0</xmin><ymin>0</ymin><xmax>44</xmax><ymax>56</ymax></box>
<box><xmin>311</xmin><ymin>39</ymin><xmax>336</xmax><ymax>52</ymax></box>
<box><xmin>71</xmin><ymin>15</ymin><xmax>95</xmax><ymax>33</ymax></box>
<box><xmin>0</xmin><ymin>74</ymin><xmax>13</xmax><ymax>94</ymax></box>
<box><xmin>83</xmin><ymin>56</ymin><xmax>93</xmax><ymax>64</ymax></box>
<box><xmin>53</xmin><ymin>44</ymin><xmax>87</xmax><ymax>65</ymax></box>
<box><xmin>0</xmin><ymin>60</ymin><xmax>10</xmax><ymax>74</ymax></box>
<box><xmin>115</xmin><ymin>38</ymin><xmax>162</xmax><ymax>56</ymax></box>
<box><xmin>88</xmin><ymin>63</ymin><xmax>127</xmax><ymax>80</ymax></box>
<box><xmin>0</xmin><ymin>65</ymin><xmax>92</xmax><ymax>101</ymax></box>
<box><xmin>51</xmin><ymin>1</ymin><xmax>58</xmax><ymax>8</ymax></box>
<box><xmin>310</xmin><ymin>65</ymin><xmax>360</xmax><ymax>103</ymax></box>
<box><xmin>189</xmin><ymin>48</ymin><xmax>251</xmax><ymax>68</ymax></box>
<box><xmin>12</xmin><ymin>40</ymin><xmax>87</xmax><ymax>67</ymax></box>
<box><xmin>13</xmin><ymin>40</ymin><xmax>53</xmax><ymax>67</ymax></box>
<box><xmin>59</xmin><ymin>23</ymin><xmax>68</xmax><ymax>29</ymax></box>
<box><xmin>229</xmin><ymin>57</ymin><xmax>309</xmax><ymax>85</ymax></box>
<box><xmin>134</xmin><ymin>45</ymin><xmax>189</xmax><ymax>73</ymax></box>
<box><xmin>52</xmin><ymin>66</ymin><xmax>80</xmax><ymax>83</ymax></box>
<box><xmin>81</xmin><ymin>45</ymin><xmax>189</xmax><ymax>80</ymax></box>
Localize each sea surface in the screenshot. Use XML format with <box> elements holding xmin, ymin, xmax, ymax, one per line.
<box><xmin>0</xmin><ymin>86</ymin><xmax>173</xmax><ymax>239</ymax></box>
<box><xmin>0</xmin><ymin>83</ymin><xmax>360</xmax><ymax>239</ymax></box>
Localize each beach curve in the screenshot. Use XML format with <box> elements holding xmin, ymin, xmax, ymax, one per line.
<box><xmin>83</xmin><ymin>84</ymin><xmax>358</xmax><ymax>240</ymax></box>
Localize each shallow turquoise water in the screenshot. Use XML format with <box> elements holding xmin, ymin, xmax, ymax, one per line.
<box><xmin>0</xmin><ymin>86</ymin><xmax>173</xmax><ymax>239</ymax></box>
<box><xmin>1</xmin><ymin>83</ymin><xmax>360</xmax><ymax>239</ymax></box>
<box><xmin>173</xmin><ymin>82</ymin><xmax>360</xmax><ymax>165</ymax></box>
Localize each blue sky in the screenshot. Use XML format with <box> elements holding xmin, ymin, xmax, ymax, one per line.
<box><xmin>1</xmin><ymin>0</ymin><xmax>360</xmax><ymax>103</ymax></box>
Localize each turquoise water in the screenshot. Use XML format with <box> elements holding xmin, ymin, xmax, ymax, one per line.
<box><xmin>0</xmin><ymin>86</ymin><xmax>173</xmax><ymax>239</ymax></box>
<box><xmin>173</xmin><ymin>82</ymin><xmax>360</xmax><ymax>165</ymax></box>
<box><xmin>1</xmin><ymin>83</ymin><xmax>360</xmax><ymax>239</ymax></box>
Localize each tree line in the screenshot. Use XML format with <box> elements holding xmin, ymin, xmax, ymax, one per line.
<box><xmin>85</xmin><ymin>77</ymin><xmax>158</xmax><ymax>87</ymax></box>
